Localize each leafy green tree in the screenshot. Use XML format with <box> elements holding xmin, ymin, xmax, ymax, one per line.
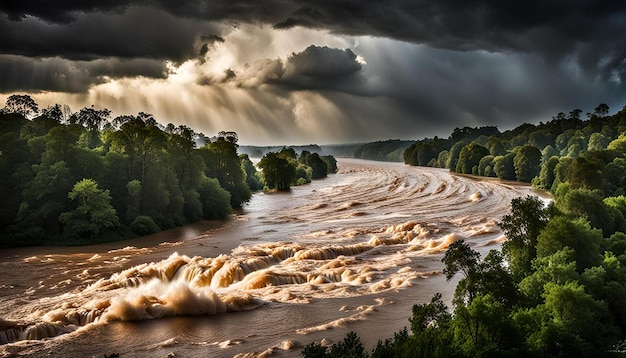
<box><xmin>486</xmin><ymin>137</ymin><xmax>507</xmax><ymax>156</ymax></box>
<box><xmin>329</xmin><ymin>331</ymin><xmax>367</xmax><ymax>358</ymax></box>
<box><xmin>588</xmin><ymin>132</ymin><xmax>611</xmax><ymax>151</ymax></box>
<box><xmin>536</xmin><ymin>216</ymin><xmax>602</xmax><ymax>272</ymax></box>
<box><xmin>513</xmin><ymin>145</ymin><xmax>542</xmax><ymax>182</ymax></box>
<box><xmin>322</xmin><ymin>155</ymin><xmax>338</xmax><ymax>173</ymax></box>
<box><xmin>300</xmin><ymin>151</ymin><xmax>328</xmax><ymax>179</ymax></box>
<box><xmin>40</xmin><ymin>104</ymin><xmax>64</xmax><ymax>123</ymax></box>
<box><xmin>130</xmin><ymin>215</ymin><xmax>160</xmax><ymax>235</ymax></box>
<box><xmin>607</xmin><ymin>134</ymin><xmax>626</xmax><ymax>154</ymax></box>
<box><xmin>217</xmin><ymin>130</ymin><xmax>238</xmax><ymax>145</ymax></box>
<box><xmin>442</xmin><ymin>240</ymin><xmax>481</xmax><ymax>305</ymax></box>
<box><xmin>541</xmin><ymin>145</ymin><xmax>559</xmax><ymax>161</ymax></box>
<box><xmin>197</xmin><ymin>176</ymin><xmax>232</xmax><ymax>219</ymax></box>
<box><xmin>301</xmin><ymin>341</ymin><xmax>329</xmax><ymax>358</ymax></box>
<box><xmin>72</xmin><ymin>106</ymin><xmax>111</xmax><ymax>148</ymax></box>
<box><xmin>406</xmin><ymin>293</ymin><xmax>456</xmax><ymax>358</ymax></box>
<box><xmin>493</xmin><ymin>152</ymin><xmax>516</xmax><ymax>180</ymax></box>
<box><xmin>452</xmin><ymin>294</ymin><xmax>514</xmax><ymax>355</ymax></box>
<box><xmin>455</xmin><ymin>143</ymin><xmax>489</xmax><ymax>174</ymax></box>
<box><xmin>108</xmin><ymin>115</ymin><xmax>166</xmax><ymax>184</ymax></box>
<box><xmin>557</xmin><ymin>188</ymin><xmax>625</xmax><ymax>236</ymax></box>
<box><xmin>125</xmin><ymin>180</ymin><xmax>142</xmax><ymax>221</ymax></box>
<box><xmin>20</xmin><ymin>113</ymin><xmax>62</xmax><ymax>139</ymax></box>
<box><xmin>604</xmin><ymin>195</ymin><xmax>626</xmax><ymax>219</ymax></box>
<box><xmin>536</xmin><ymin>156</ymin><xmax>559</xmax><ymax>190</ymax></box>
<box><xmin>555</xmin><ymin>129</ymin><xmax>575</xmax><ymax>154</ymax></box>
<box><xmin>436</xmin><ymin>150</ymin><xmax>449</xmax><ymax>168</ymax></box>
<box><xmin>294</xmin><ymin>162</ymin><xmax>313</xmax><ymax>185</ymax></box>
<box><xmin>477</xmin><ymin>155</ymin><xmax>495</xmax><ymax>177</ymax></box>
<box><xmin>557</xmin><ymin>156</ymin><xmax>604</xmax><ymax>191</ymax></box>
<box><xmin>0</xmin><ymin>119</ymin><xmax>33</xmax><ymax>232</ymax></box>
<box><xmin>566</xmin><ymin>131</ymin><xmax>587</xmax><ymax>157</ymax></box>
<box><xmin>446</xmin><ymin>139</ymin><xmax>470</xmax><ymax>172</ymax></box>
<box><xmin>16</xmin><ymin>160</ymin><xmax>73</xmax><ymax>240</ymax></box>
<box><xmin>543</xmin><ymin>281</ymin><xmax>607</xmax><ymax>346</ymax></box>
<box><xmin>603</xmin><ymin>157</ymin><xmax>626</xmax><ymax>196</ymax></box>
<box><xmin>167</xmin><ymin>125</ymin><xmax>198</xmax><ymax>189</ymax></box>
<box><xmin>59</xmin><ymin>178</ymin><xmax>119</xmax><ymax>240</ymax></box>
<box><xmin>479</xmin><ymin>250</ymin><xmax>519</xmax><ymax>306</ymax></box>
<box><xmin>43</xmin><ymin>125</ymin><xmax>81</xmax><ymax>163</ymax></box>
<box><xmin>500</xmin><ymin>195</ymin><xmax>549</xmax><ymax>281</ymax></box>
<box><xmin>528</xmin><ymin>130</ymin><xmax>554</xmax><ymax>150</ymax></box>
<box><xmin>519</xmin><ymin>248</ymin><xmax>579</xmax><ymax>304</ymax></box>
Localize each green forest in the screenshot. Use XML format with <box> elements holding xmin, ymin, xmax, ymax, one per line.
<box><xmin>0</xmin><ymin>94</ymin><xmax>336</xmax><ymax>247</ymax></box>
<box><xmin>302</xmin><ymin>104</ymin><xmax>626</xmax><ymax>357</ymax></box>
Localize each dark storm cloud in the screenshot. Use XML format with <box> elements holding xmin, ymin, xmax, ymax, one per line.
<box><xmin>0</xmin><ymin>55</ymin><xmax>166</xmax><ymax>92</ymax></box>
<box><xmin>286</xmin><ymin>46</ymin><xmax>361</xmax><ymax>78</ymax></box>
<box><xmin>0</xmin><ymin>6</ymin><xmax>218</xmax><ymax>61</ymax></box>
<box><xmin>229</xmin><ymin>45</ymin><xmax>362</xmax><ymax>91</ymax></box>
<box><xmin>3</xmin><ymin>1</ymin><xmax>625</xmax><ymax>69</ymax></box>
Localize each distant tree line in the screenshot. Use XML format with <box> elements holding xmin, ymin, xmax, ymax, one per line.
<box><xmin>403</xmin><ymin>105</ymin><xmax>626</xmax><ymax>188</ymax></box>
<box><xmin>302</xmin><ymin>103</ymin><xmax>626</xmax><ymax>357</ymax></box>
<box><xmin>0</xmin><ymin>94</ymin><xmax>335</xmax><ymax>247</ymax></box>
<box><xmin>353</xmin><ymin>140</ymin><xmax>416</xmax><ymax>162</ymax></box>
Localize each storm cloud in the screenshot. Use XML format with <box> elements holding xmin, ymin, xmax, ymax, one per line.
<box><xmin>0</xmin><ymin>55</ymin><xmax>167</xmax><ymax>92</ymax></box>
<box><xmin>3</xmin><ymin>1</ymin><xmax>625</xmax><ymax>71</ymax></box>
<box><xmin>229</xmin><ymin>45</ymin><xmax>363</xmax><ymax>91</ymax></box>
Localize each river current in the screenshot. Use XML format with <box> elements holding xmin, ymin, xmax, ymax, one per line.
<box><xmin>0</xmin><ymin>159</ymin><xmax>540</xmax><ymax>357</ymax></box>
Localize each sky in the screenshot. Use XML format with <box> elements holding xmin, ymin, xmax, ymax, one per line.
<box><xmin>1</xmin><ymin>1</ymin><xmax>625</xmax><ymax>145</ymax></box>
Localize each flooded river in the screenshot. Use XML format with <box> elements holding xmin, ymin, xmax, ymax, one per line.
<box><xmin>0</xmin><ymin>159</ymin><xmax>538</xmax><ymax>357</ymax></box>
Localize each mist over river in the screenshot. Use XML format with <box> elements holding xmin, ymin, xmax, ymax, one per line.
<box><xmin>0</xmin><ymin>159</ymin><xmax>541</xmax><ymax>357</ymax></box>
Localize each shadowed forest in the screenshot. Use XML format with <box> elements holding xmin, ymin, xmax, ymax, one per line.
<box><xmin>302</xmin><ymin>105</ymin><xmax>626</xmax><ymax>357</ymax></box>
<box><xmin>0</xmin><ymin>94</ymin><xmax>336</xmax><ymax>247</ymax></box>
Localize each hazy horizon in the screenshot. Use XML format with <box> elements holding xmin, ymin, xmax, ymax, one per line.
<box><xmin>1</xmin><ymin>1</ymin><xmax>625</xmax><ymax>145</ymax></box>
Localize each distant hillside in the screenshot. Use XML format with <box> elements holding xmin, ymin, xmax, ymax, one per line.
<box><xmin>320</xmin><ymin>143</ymin><xmax>364</xmax><ymax>158</ymax></box>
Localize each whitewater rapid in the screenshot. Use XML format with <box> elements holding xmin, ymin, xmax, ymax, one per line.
<box><xmin>0</xmin><ymin>159</ymin><xmax>539</xmax><ymax>357</ymax></box>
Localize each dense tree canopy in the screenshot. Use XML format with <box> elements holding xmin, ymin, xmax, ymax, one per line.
<box><xmin>0</xmin><ymin>95</ymin><xmax>338</xmax><ymax>247</ymax></box>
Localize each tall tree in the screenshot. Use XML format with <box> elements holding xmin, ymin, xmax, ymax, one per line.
<box><xmin>442</xmin><ymin>240</ymin><xmax>481</xmax><ymax>305</ymax></box>
<box><xmin>500</xmin><ymin>195</ymin><xmax>550</xmax><ymax>282</ymax></box>
<box><xmin>207</xmin><ymin>136</ymin><xmax>250</xmax><ymax>207</ymax></box>
<box><xmin>2</xmin><ymin>94</ymin><xmax>38</xmax><ymax>118</ymax></box>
